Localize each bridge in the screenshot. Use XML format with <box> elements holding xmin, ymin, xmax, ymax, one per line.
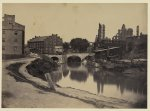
<box><xmin>45</xmin><ymin>53</ymin><xmax>93</xmax><ymax>63</ymax></box>
<box><xmin>66</xmin><ymin>53</ymin><xmax>93</xmax><ymax>61</ymax></box>
<box><xmin>45</xmin><ymin>47</ymin><xmax>121</xmax><ymax>63</ymax></box>
<box><xmin>94</xmin><ymin>47</ymin><xmax>121</xmax><ymax>60</ymax></box>
<box><xmin>46</xmin><ymin>54</ymin><xmax>65</xmax><ymax>63</ymax></box>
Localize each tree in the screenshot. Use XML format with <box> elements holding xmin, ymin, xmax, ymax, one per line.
<box><xmin>70</xmin><ymin>38</ymin><xmax>89</xmax><ymax>52</ymax></box>
<box><xmin>63</xmin><ymin>42</ymin><xmax>70</xmax><ymax>52</ymax></box>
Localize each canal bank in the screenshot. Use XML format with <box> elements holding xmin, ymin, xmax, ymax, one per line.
<box><xmin>2</xmin><ymin>57</ymin><xmax>139</xmax><ymax>108</ymax></box>
<box><xmin>2</xmin><ymin>58</ymin><xmax>95</xmax><ymax>108</ymax></box>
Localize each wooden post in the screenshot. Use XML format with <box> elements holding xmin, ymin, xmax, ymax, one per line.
<box><xmin>44</xmin><ymin>73</ymin><xmax>56</xmax><ymax>91</ymax></box>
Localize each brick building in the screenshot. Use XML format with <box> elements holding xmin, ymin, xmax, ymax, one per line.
<box><xmin>28</xmin><ymin>34</ymin><xmax>63</xmax><ymax>54</ymax></box>
<box><xmin>2</xmin><ymin>14</ymin><xmax>25</xmax><ymax>59</ymax></box>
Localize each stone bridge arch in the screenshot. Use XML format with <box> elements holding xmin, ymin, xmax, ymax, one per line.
<box><xmin>44</xmin><ymin>53</ymin><xmax>94</xmax><ymax>63</ymax></box>
<box><xmin>51</xmin><ymin>56</ymin><xmax>59</xmax><ymax>62</ymax></box>
<box><xmin>66</xmin><ymin>53</ymin><xmax>94</xmax><ymax>62</ymax></box>
<box><xmin>67</xmin><ymin>56</ymin><xmax>81</xmax><ymax>62</ymax></box>
<box><xmin>46</xmin><ymin>54</ymin><xmax>64</xmax><ymax>63</ymax></box>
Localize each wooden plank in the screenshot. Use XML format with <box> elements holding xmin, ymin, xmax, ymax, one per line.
<box><xmin>44</xmin><ymin>73</ymin><xmax>56</xmax><ymax>91</ymax></box>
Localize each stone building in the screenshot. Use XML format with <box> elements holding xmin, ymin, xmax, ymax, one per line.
<box><xmin>112</xmin><ymin>24</ymin><xmax>147</xmax><ymax>55</ymax></box>
<box><xmin>94</xmin><ymin>23</ymin><xmax>147</xmax><ymax>59</ymax></box>
<box><xmin>28</xmin><ymin>34</ymin><xmax>63</xmax><ymax>54</ymax></box>
<box><xmin>2</xmin><ymin>14</ymin><xmax>25</xmax><ymax>59</ymax></box>
<box><xmin>112</xmin><ymin>24</ymin><xmax>133</xmax><ymax>41</ymax></box>
<box><xmin>94</xmin><ymin>23</ymin><xmax>106</xmax><ymax>49</ymax></box>
<box><xmin>95</xmin><ymin>23</ymin><xmax>105</xmax><ymax>42</ymax></box>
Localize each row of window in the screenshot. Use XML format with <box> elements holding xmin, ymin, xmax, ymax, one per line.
<box><xmin>2</xmin><ymin>38</ymin><xmax>18</xmax><ymax>42</ymax></box>
<box><xmin>2</xmin><ymin>46</ymin><xmax>18</xmax><ymax>51</ymax></box>
<box><xmin>3</xmin><ymin>30</ymin><xmax>18</xmax><ymax>35</ymax></box>
<box><xmin>29</xmin><ymin>43</ymin><xmax>62</xmax><ymax>47</ymax></box>
<box><xmin>29</xmin><ymin>43</ymin><xmax>44</xmax><ymax>48</ymax></box>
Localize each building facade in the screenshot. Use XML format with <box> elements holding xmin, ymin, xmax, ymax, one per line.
<box><xmin>112</xmin><ymin>24</ymin><xmax>134</xmax><ymax>41</ymax></box>
<box><xmin>2</xmin><ymin>14</ymin><xmax>25</xmax><ymax>59</ymax></box>
<box><xmin>28</xmin><ymin>34</ymin><xmax>63</xmax><ymax>54</ymax></box>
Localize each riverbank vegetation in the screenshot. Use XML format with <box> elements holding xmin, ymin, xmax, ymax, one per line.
<box><xmin>26</xmin><ymin>55</ymin><xmax>60</xmax><ymax>81</ymax></box>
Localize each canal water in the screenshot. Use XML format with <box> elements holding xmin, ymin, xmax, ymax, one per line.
<box><xmin>53</xmin><ymin>62</ymin><xmax>146</xmax><ymax>103</ymax></box>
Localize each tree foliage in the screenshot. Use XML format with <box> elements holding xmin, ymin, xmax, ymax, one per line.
<box><xmin>63</xmin><ymin>42</ymin><xmax>70</xmax><ymax>52</ymax></box>
<box><xmin>70</xmin><ymin>38</ymin><xmax>89</xmax><ymax>52</ymax></box>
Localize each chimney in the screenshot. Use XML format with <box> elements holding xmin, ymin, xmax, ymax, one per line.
<box><xmin>98</xmin><ymin>23</ymin><xmax>101</xmax><ymax>38</ymax></box>
<box><xmin>136</xmin><ymin>25</ymin><xmax>139</xmax><ymax>36</ymax></box>
<box><xmin>35</xmin><ymin>36</ymin><xmax>38</xmax><ymax>38</ymax></box>
<box><xmin>102</xmin><ymin>24</ymin><xmax>105</xmax><ymax>39</ymax></box>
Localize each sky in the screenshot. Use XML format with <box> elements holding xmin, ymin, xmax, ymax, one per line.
<box><xmin>3</xmin><ymin>3</ymin><xmax>147</xmax><ymax>43</ymax></box>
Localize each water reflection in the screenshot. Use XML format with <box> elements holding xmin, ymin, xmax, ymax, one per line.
<box><xmin>50</xmin><ymin>67</ymin><xmax>62</xmax><ymax>83</ymax></box>
<box><xmin>57</xmin><ymin>62</ymin><xmax>147</xmax><ymax>102</ymax></box>
<box><xmin>93</xmin><ymin>69</ymin><xmax>146</xmax><ymax>95</ymax></box>
<box><xmin>67</xmin><ymin>62</ymin><xmax>89</xmax><ymax>82</ymax></box>
<box><xmin>62</xmin><ymin>64</ymin><xmax>69</xmax><ymax>77</ymax></box>
<box><xmin>93</xmin><ymin>70</ymin><xmax>108</xmax><ymax>94</ymax></box>
<box><xmin>70</xmin><ymin>70</ymin><xmax>89</xmax><ymax>82</ymax></box>
<box><xmin>67</xmin><ymin>62</ymin><xmax>81</xmax><ymax>68</ymax></box>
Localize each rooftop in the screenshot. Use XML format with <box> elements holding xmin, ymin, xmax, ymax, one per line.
<box><xmin>28</xmin><ymin>34</ymin><xmax>61</xmax><ymax>42</ymax></box>
<box><xmin>28</xmin><ymin>36</ymin><xmax>49</xmax><ymax>42</ymax></box>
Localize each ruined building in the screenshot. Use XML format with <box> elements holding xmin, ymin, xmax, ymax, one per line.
<box><xmin>112</xmin><ymin>24</ymin><xmax>133</xmax><ymax>41</ymax></box>
<box><xmin>112</xmin><ymin>24</ymin><xmax>147</xmax><ymax>56</ymax></box>
<box><xmin>2</xmin><ymin>14</ymin><xmax>25</xmax><ymax>59</ymax></box>
<box><xmin>95</xmin><ymin>23</ymin><xmax>105</xmax><ymax>42</ymax></box>
<box><xmin>94</xmin><ymin>23</ymin><xmax>108</xmax><ymax>49</ymax></box>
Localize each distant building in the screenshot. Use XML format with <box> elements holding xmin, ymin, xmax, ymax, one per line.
<box><xmin>126</xmin><ymin>33</ymin><xmax>147</xmax><ymax>53</ymax></box>
<box><xmin>112</xmin><ymin>24</ymin><xmax>133</xmax><ymax>41</ymax></box>
<box><xmin>95</xmin><ymin>23</ymin><xmax>106</xmax><ymax>48</ymax></box>
<box><xmin>2</xmin><ymin>14</ymin><xmax>25</xmax><ymax>59</ymax></box>
<box><xmin>112</xmin><ymin>24</ymin><xmax>147</xmax><ymax>54</ymax></box>
<box><xmin>28</xmin><ymin>34</ymin><xmax>63</xmax><ymax>54</ymax></box>
<box><xmin>95</xmin><ymin>23</ymin><xmax>105</xmax><ymax>42</ymax></box>
<box><xmin>94</xmin><ymin>23</ymin><xmax>147</xmax><ymax>59</ymax></box>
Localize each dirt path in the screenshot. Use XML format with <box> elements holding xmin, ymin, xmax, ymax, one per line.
<box><xmin>2</xmin><ymin>57</ymin><xmax>133</xmax><ymax>108</ymax></box>
<box><xmin>2</xmin><ymin>58</ymin><xmax>95</xmax><ymax>108</ymax></box>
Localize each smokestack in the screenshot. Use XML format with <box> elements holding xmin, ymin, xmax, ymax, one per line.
<box><xmin>102</xmin><ymin>24</ymin><xmax>105</xmax><ymax>39</ymax></box>
<box><xmin>136</xmin><ymin>25</ymin><xmax>139</xmax><ymax>36</ymax></box>
<box><xmin>98</xmin><ymin>23</ymin><xmax>101</xmax><ymax>38</ymax></box>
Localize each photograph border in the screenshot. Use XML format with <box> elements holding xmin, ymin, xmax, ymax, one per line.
<box><xmin>0</xmin><ymin>0</ymin><xmax>149</xmax><ymax>111</ymax></box>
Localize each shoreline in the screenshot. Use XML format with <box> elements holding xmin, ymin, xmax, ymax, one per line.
<box><xmin>2</xmin><ymin>58</ymin><xmax>95</xmax><ymax>108</ymax></box>
<box><xmin>2</xmin><ymin>57</ymin><xmax>144</xmax><ymax>108</ymax></box>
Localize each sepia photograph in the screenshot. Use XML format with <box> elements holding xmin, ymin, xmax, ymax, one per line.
<box><xmin>1</xmin><ymin>2</ymin><xmax>148</xmax><ymax>109</ymax></box>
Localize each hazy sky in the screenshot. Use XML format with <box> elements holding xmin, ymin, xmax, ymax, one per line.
<box><xmin>3</xmin><ymin>3</ymin><xmax>147</xmax><ymax>43</ymax></box>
